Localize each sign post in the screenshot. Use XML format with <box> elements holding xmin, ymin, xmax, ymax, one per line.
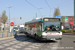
<box><xmin>70</xmin><ymin>21</ymin><xmax>74</xmax><ymax>33</ymax></box>
<box><xmin>10</xmin><ymin>22</ymin><xmax>14</xmax><ymax>32</ymax></box>
<box><xmin>74</xmin><ymin>0</ymin><xmax>75</xmax><ymax>26</ymax></box>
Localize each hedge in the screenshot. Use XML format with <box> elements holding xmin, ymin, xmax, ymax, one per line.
<box><xmin>62</xmin><ymin>29</ymin><xmax>75</xmax><ymax>33</ymax></box>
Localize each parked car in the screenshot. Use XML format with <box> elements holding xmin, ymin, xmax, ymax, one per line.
<box><xmin>73</xmin><ymin>26</ymin><xmax>75</xmax><ymax>30</ymax></box>
<box><xmin>64</xmin><ymin>27</ymin><xmax>69</xmax><ymax>30</ymax></box>
<box><xmin>19</xmin><ymin>27</ymin><xmax>25</xmax><ymax>33</ymax></box>
<box><xmin>13</xmin><ymin>27</ymin><xmax>19</xmax><ymax>32</ymax></box>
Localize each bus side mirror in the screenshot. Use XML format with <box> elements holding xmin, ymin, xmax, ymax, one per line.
<box><xmin>41</xmin><ymin>24</ymin><xmax>42</xmax><ymax>26</ymax></box>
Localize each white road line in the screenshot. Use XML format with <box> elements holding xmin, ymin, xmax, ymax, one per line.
<box><xmin>6</xmin><ymin>47</ymin><xmax>14</xmax><ymax>49</ymax></box>
<box><xmin>29</xmin><ymin>46</ymin><xmax>35</xmax><ymax>48</ymax></box>
<box><xmin>13</xmin><ymin>45</ymin><xmax>21</xmax><ymax>48</ymax></box>
<box><xmin>24</xmin><ymin>48</ymin><xmax>32</xmax><ymax>50</ymax></box>
<box><xmin>0</xmin><ymin>45</ymin><xmax>4</xmax><ymax>48</ymax></box>
<box><xmin>3</xmin><ymin>44</ymin><xmax>10</xmax><ymax>46</ymax></box>
<box><xmin>50</xmin><ymin>43</ymin><xmax>59</xmax><ymax>50</ymax></box>
<box><xmin>35</xmin><ymin>45</ymin><xmax>41</xmax><ymax>46</ymax></box>
<box><xmin>32</xmin><ymin>46</ymin><xmax>39</xmax><ymax>49</ymax></box>
<box><xmin>6</xmin><ymin>48</ymin><xmax>17</xmax><ymax>50</ymax></box>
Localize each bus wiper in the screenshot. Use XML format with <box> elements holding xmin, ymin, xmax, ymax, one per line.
<box><xmin>45</xmin><ymin>31</ymin><xmax>49</xmax><ymax>33</ymax></box>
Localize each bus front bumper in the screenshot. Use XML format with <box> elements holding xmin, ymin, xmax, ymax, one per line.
<box><xmin>41</xmin><ymin>35</ymin><xmax>62</xmax><ymax>40</ymax></box>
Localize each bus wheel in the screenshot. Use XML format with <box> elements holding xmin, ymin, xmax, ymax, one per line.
<box><xmin>34</xmin><ymin>34</ymin><xmax>37</xmax><ymax>39</ymax></box>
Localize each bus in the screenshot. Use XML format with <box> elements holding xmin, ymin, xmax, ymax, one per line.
<box><xmin>25</xmin><ymin>17</ymin><xmax>62</xmax><ymax>40</ymax></box>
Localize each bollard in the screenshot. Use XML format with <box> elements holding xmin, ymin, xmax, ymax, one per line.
<box><xmin>12</xmin><ymin>30</ymin><xmax>14</xmax><ymax>36</ymax></box>
<box><xmin>7</xmin><ymin>31</ymin><xmax>8</xmax><ymax>37</ymax></box>
<box><xmin>2</xmin><ymin>32</ymin><xmax>4</xmax><ymax>38</ymax></box>
<box><xmin>13</xmin><ymin>30</ymin><xmax>15</xmax><ymax>36</ymax></box>
<box><xmin>14</xmin><ymin>31</ymin><xmax>17</xmax><ymax>38</ymax></box>
<box><xmin>11</xmin><ymin>30</ymin><xmax>12</xmax><ymax>36</ymax></box>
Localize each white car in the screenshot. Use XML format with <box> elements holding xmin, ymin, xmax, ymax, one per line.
<box><xmin>13</xmin><ymin>27</ymin><xmax>19</xmax><ymax>32</ymax></box>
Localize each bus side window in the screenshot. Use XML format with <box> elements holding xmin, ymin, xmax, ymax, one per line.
<box><xmin>30</xmin><ymin>27</ymin><xmax>32</xmax><ymax>30</ymax></box>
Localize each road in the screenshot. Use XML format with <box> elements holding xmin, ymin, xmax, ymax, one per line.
<box><xmin>0</xmin><ymin>33</ymin><xmax>75</xmax><ymax>50</ymax></box>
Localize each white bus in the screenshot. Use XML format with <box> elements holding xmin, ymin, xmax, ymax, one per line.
<box><xmin>25</xmin><ymin>17</ymin><xmax>62</xmax><ymax>40</ymax></box>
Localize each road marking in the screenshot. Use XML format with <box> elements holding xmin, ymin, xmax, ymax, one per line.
<box><xmin>32</xmin><ymin>46</ymin><xmax>39</xmax><ymax>48</ymax></box>
<box><xmin>35</xmin><ymin>45</ymin><xmax>41</xmax><ymax>46</ymax></box>
<box><xmin>13</xmin><ymin>45</ymin><xmax>21</xmax><ymax>48</ymax></box>
<box><xmin>24</xmin><ymin>48</ymin><xmax>32</xmax><ymax>50</ymax></box>
<box><xmin>29</xmin><ymin>46</ymin><xmax>35</xmax><ymax>48</ymax></box>
<box><xmin>6</xmin><ymin>47</ymin><xmax>17</xmax><ymax>50</ymax></box>
<box><xmin>3</xmin><ymin>44</ymin><xmax>10</xmax><ymax>46</ymax></box>
<box><xmin>50</xmin><ymin>43</ymin><xmax>59</xmax><ymax>50</ymax></box>
<box><xmin>0</xmin><ymin>45</ymin><xmax>4</xmax><ymax>48</ymax></box>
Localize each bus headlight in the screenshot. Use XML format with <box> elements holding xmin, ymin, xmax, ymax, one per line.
<box><xmin>59</xmin><ymin>32</ymin><xmax>62</xmax><ymax>35</ymax></box>
<box><xmin>42</xmin><ymin>32</ymin><xmax>47</xmax><ymax>38</ymax></box>
<box><xmin>42</xmin><ymin>32</ymin><xmax>47</xmax><ymax>36</ymax></box>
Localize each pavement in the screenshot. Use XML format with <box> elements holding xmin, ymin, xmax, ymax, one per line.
<box><xmin>0</xmin><ymin>36</ymin><xmax>14</xmax><ymax>40</ymax></box>
<box><xmin>0</xmin><ymin>30</ymin><xmax>14</xmax><ymax>41</ymax></box>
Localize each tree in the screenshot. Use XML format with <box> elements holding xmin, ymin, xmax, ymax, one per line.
<box><xmin>1</xmin><ymin>10</ymin><xmax>8</xmax><ymax>31</ymax></box>
<box><xmin>53</xmin><ymin>8</ymin><xmax>61</xmax><ymax>18</ymax></box>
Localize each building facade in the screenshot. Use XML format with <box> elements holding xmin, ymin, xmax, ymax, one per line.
<box><xmin>61</xmin><ymin>16</ymin><xmax>74</xmax><ymax>29</ymax></box>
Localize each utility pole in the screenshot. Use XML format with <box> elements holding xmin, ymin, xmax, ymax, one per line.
<box><xmin>74</xmin><ymin>0</ymin><xmax>75</xmax><ymax>26</ymax></box>
<box><xmin>6</xmin><ymin>6</ymin><xmax>12</xmax><ymax>32</ymax></box>
<box><xmin>14</xmin><ymin>17</ymin><xmax>15</xmax><ymax>26</ymax></box>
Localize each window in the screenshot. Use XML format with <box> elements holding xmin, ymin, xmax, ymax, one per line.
<box><xmin>43</xmin><ymin>22</ymin><xmax>61</xmax><ymax>31</ymax></box>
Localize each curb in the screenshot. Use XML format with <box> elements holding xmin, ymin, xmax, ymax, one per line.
<box><xmin>0</xmin><ymin>36</ymin><xmax>14</xmax><ymax>40</ymax></box>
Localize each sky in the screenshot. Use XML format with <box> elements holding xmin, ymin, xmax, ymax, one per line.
<box><xmin>0</xmin><ymin>0</ymin><xmax>74</xmax><ymax>25</ymax></box>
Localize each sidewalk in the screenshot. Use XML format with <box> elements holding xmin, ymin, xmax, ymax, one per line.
<box><xmin>0</xmin><ymin>36</ymin><xmax>14</xmax><ymax>40</ymax></box>
<box><xmin>0</xmin><ymin>30</ymin><xmax>14</xmax><ymax>38</ymax></box>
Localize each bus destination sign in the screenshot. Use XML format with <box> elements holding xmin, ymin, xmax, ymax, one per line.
<box><xmin>44</xmin><ymin>18</ymin><xmax>60</xmax><ymax>21</ymax></box>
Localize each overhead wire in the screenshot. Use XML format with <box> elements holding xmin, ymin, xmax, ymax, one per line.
<box><xmin>45</xmin><ymin>0</ymin><xmax>52</xmax><ymax>17</ymax></box>
<box><xmin>25</xmin><ymin>0</ymin><xmax>43</xmax><ymax>17</ymax></box>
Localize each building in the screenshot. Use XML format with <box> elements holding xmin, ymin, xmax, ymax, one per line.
<box><xmin>61</xmin><ymin>16</ymin><xmax>74</xmax><ymax>29</ymax></box>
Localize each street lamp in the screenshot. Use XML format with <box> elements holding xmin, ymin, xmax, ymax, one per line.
<box><xmin>6</xmin><ymin>6</ymin><xmax>12</xmax><ymax>32</ymax></box>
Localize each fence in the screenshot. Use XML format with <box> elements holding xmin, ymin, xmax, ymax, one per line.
<box><xmin>0</xmin><ymin>30</ymin><xmax>17</xmax><ymax>38</ymax></box>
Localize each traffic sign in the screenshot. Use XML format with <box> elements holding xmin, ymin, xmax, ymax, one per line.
<box><xmin>56</xmin><ymin>16</ymin><xmax>61</xmax><ymax>18</ymax></box>
<box><xmin>70</xmin><ymin>21</ymin><xmax>74</xmax><ymax>25</ymax></box>
<box><xmin>65</xmin><ymin>17</ymin><xmax>68</xmax><ymax>19</ymax></box>
<box><xmin>10</xmin><ymin>22</ymin><xmax>14</xmax><ymax>26</ymax></box>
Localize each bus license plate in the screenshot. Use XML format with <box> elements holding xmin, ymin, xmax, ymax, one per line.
<box><xmin>51</xmin><ymin>38</ymin><xmax>55</xmax><ymax>40</ymax></box>
<box><xmin>51</xmin><ymin>33</ymin><xmax>58</xmax><ymax>35</ymax></box>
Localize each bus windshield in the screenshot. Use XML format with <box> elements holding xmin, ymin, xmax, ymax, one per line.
<box><xmin>43</xmin><ymin>22</ymin><xmax>61</xmax><ymax>31</ymax></box>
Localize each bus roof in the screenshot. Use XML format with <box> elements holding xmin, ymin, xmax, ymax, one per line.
<box><xmin>25</xmin><ymin>17</ymin><xmax>60</xmax><ymax>24</ymax></box>
<box><xmin>25</xmin><ymin>19</ymin><xmax>41</xmax><ymax>24</ymax></box>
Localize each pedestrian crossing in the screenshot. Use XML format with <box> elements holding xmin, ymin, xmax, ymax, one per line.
<box><xmin>0</xmin><ymin>36</ymin><xmax>60</xmax><ymax>50</ymax></box>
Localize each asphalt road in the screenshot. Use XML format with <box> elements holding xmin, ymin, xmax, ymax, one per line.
<box><xmin>0</xmin><ymin>33</ymin><xmax>75</xmax><ymax>50</ymax></box>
